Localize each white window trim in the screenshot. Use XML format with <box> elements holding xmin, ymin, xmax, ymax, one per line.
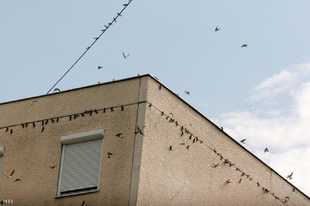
<box><xmin>56</xmin><ymin>130</ymin><xmax>104</xmax><ymax>198</ymax></box>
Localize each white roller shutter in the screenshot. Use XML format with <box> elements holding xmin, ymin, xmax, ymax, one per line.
<box><xmin>57</xmin><ymin>130</ymin><xmax>104</xmax><ymax>197</ymax></box>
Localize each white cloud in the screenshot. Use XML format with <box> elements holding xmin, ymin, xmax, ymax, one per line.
<box><xmin>215</xmin><ymin>62</ymin><xmax>310</xmax><ymax>196</ymax></box>
<box><xmin>248</xmin><ymin>62</ymin><xmax>310</xmax><ymax>105</ymax></box>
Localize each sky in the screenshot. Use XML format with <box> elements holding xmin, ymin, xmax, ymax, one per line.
<box><xmin>1</xmin><ymin>0</ymin><xmax>310</xmax><ymax>196</ymax></box>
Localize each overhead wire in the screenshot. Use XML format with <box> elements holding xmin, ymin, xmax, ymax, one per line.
<box><xmin>46</xmin><ymin>0</ymin><xmax>133</xmax><ymax>94</ymax></box>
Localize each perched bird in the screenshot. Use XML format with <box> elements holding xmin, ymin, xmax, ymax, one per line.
<box><xmin>286</xmin><ymin>172</ymin><xmax>293</xmax><ymax>180</ymax></box>
<box><xmin>115</xmin><ymin>133</ymin><xmax>123</xmax><ymax>138</ymax></box>
<box><xmin>94</xmin><ymin>37</ymin><xmax>99</xmax><ymax>40</ymax></box>
<box><xmin>225</xmin><ymin>179</ymin><xmax>231</xmax><ymax>184</ymax></box>
<box><xmin>169</xmin><ymin>145</ymin><xmax>172</xmax><ymax>151</ymax></box>
<box><xmin>81</xmin><ymin>200</ymin><xmax>85</xmax><ymax>206</ymax></box>
<box><xmin>123</xmin><ymin>3</ymin><xmax>128</xmax><ymax>6</ymax></box>
<box><xmin>211</xmin><ymin>163</ymin><xmax>219</xmax><ymax>168</ymax></box>
<box><xmin>264</xmin><ymin>148</ymin><xmax>269</xmax><ymax>153</ymax></box>
<box><xmin>241</xmin><ymin>44</ymin><xmax>248</xmax><ymax>48</ymax></box>
<box><xmin>108</xmin><ymin>152</ymin><xmax>113</xmax><ymax>158</ymax></box>
<box><xmin>240</xmin><ymin>139</ymin><xmax>246</xmax><ymax>144</ymax></box>
<box><xmin>184</xmin><ymin>91</ymin><xmax>190</xmax><ymax>95</ymax></box>
<box><xmin>31</xmin><ymin>100</ymin><xmax>37</xmax><ymax>106</ymax></box>
<box><xmin>215</xmin><ymin>26</ymin><xmax>221</xmax><ymax>32</ymax></box>
<box><xmin>49</xmin><ymin>165</ymin><xmax>58</xmax><ymax>169</ymax></box>
<box><xmin>15</xmin><ymin>179</ymin><xmax>21</xmax><ymax>182</ymax></box>
<box><xmin>98</xmin><ymin>66</ymin><xmax>102</xmax><ymax>69</ymax></box>
<box><xmin>117</xmin><ymin>13</ymin><xmax>122</xmax><ymax>17</ymax></box>
<box><xmin>186</xmin><ymin>145</ymin><xmax>190</xmax><ymax>150</ymax></box>
<box><xmin>3</xmin><ymin>170</ymin><xmax>14</xmax><ymax>178</ymax></box>
<box><xmin>53</xmin><ymin>88</ymin><xmax>60</xmax><ymax>92</ymax></box>
<box><xmin>122</xmin><ymin>52</ymin><xmax>130</xmax><ymax>59</ymax></box>
<box><xmin>86</xmin><ymin>46</ymin><xmax>91</xmax><ymax>50</ymax></box>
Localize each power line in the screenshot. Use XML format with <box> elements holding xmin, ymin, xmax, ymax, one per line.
<box><xmin>46</xmin><ymin>0</ymin><xmax>133</xmax><ymax>94</ymax></box>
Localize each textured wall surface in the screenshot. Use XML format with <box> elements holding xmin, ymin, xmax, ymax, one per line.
<box><xmin>136</xmin><ymin>76</ymin><xmax>310</xmax><ymax>206</ymax></box>
<box><xmin>0</xmin><ymin>78</ymin><xmax>143</xmax><ymax>206</ymax></box>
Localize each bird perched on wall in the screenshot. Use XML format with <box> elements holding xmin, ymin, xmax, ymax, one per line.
<box><xmin>286</xmin><ymin>172</ymin><xmax>293</xmax><ymax>180</ymax></box>
<box><xmin>108</xmin><ymin>152</ymin><xmax>113</xmax><ymax>158</ymax></box>
<box><xmin>264</xmin><ymin>148</ymin><xmax>269</xmax><ymax>153</ymax></box>
<box><xmin>15</xmin><ymin>179</ymin><xmax>21</xmax><ymax>182</ymax></box>
<box><xmin>169</xmin><ymin>146</ymin><xmax>172</xmax><ymax>151</ymax></box>
<box><xmin>49</xmin><ymin>165</ymin><xmax>58</xmax><ymax>169</ymax></box>
<box><xmin>98</xmin><ymin>66</ymin><xmax>102</xmax><ymax>69</ymax></box>
<box><xmin>53</xmin><ymin>88</ymin><xmax>61</xmax><ymax>92</ymax></box>
<box><xmin>184</xmin><ymin>91</ymin><xmax>190</xmax><ymax>95</ymax></box>
<box><xmin>211</xmin><ymin>163</ymin><xmax>219</xmax><ymax>168</ymax></box>
<box><xmin>122</xmin><ymin>52</ymin><xmax>130</xmax><ymax>59</ymax></box>
<box><xmin>115</xmin><ymin>133</ymin><xmax>123</xmax><ymax>138</ymax></box>
<box><xmin>215</xmin><ymin>26</ymin><xmax>221</xmax><ymax>32</ymax></box>
<box><xmin>3</xmin><ymin>170</ymin><xmax>14</xmax><ymax>178</ymax></box>
<box><xmin>241</xmin><ymin>44</ymin><xmax>248</xmax><ymax>48</ymax></box>
<box><xmin>240</xmin><ymin>139</ymin><xmax>246</xmax><ymax>144</ymax></box>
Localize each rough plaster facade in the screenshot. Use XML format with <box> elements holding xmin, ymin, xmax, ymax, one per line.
<box><xmin>0</xmin><ymin>75</ymin><xmax>309</xmax><ymax>206</ymax></box>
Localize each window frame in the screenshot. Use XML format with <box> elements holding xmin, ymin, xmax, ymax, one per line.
<box><xmin>0</xmin><ymin>147</ymin><xmax>4</xmax><ymax>181</ymax></box>
<box><xmin>56</xmin><ymin>130</ymin><xmax>104</xmax><ymax>198</ymax></box>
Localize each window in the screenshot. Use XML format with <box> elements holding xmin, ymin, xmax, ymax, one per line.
<box><xmin>57</xmin><ymin>130</ymin><xmax>104</xmax><ymax>197</ymax></box>
<box><xmin>0</xmin><ymin>147</ymin><xmax>4</xmax><ymax>180</ymax></box>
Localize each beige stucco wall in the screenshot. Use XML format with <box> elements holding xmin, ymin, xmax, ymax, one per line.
<box><xmin>136</xmin><ymin>76</ymin><xmax>310</xmax><ymax>206</ymax></box>
<box><xmin>0</xmin><ymin>78</ymin><xmax>145</xmax><ymax>205</ymax></box>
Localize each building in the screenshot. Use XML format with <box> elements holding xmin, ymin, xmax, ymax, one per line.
<box><xmin>0</xmin><ymin>74</ymin><xmax>309</xmax><ymax>205</ymax></box>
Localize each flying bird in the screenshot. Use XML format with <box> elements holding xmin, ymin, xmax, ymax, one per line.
<box><xmin>3</xmin><ymin>170</ymin><xmax>14</xmax><ymax>178</ymax></box>
<box><xmin>115</xmin><ymin>133</ymin><xmax>123</xmax><ymax>138</ymax></box>
<box><xmin>240</xmin><ymin>139</ymin><xmax>246</xmax><ymax>144</ymax></box>
<box><xmin>135</xmin><ymin>124</ymin><xmax>145</xmax><ymax>136</ymax></box>
<box><xmin>53</xmin><ymin>88</ymin><xmax>60</xmax><ymax>92</ymax></box>
<box><xmin>98</xmin><ymin>66</ymin><xmax>102</xmax><ymax>69</ymax></box>
<box><xmin>215</xmin><ymin>26</ymin><xmax>221</xmax><ymax>32</ymax></box>
<box><xmin>122</xmin><ymin>52</ymin><xmax>130</xmax><ymax>59</ymax></box>
<box><xmin>264</xmin><ymin>148</ymin><xmax>269</xmax><ymax>153</ymax></box>
<box><xmin>108</xmin><ymin>152</ymin><xmax>113</xmax><ymax>158</ymax></box>
<box><xmin>49</xmin><ymin>165</ymin><xmax>58</xmax><ymax>169</ymax></box>
<box><xmin>241</xmin><ymin>44</ymin><xmax>248</xmax><ymax>48</ymax></box>
<box><xmin>184</xmin><ymin>91</ymin><xmax>190</xmax><ymax>95</ymax></box>
<box><xmin>286</xmin><ymin>172</ymin><xmax>293</xmax><ymax>180</ymax></box>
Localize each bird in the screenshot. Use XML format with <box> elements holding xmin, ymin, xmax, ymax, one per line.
<box><xmin>122</xmin><ymin>52</ymin><xmax>130</xmax><ymax>59</ymax></box>
<box><xmin>49</xmin><ymin>165</ymin><xmax>58</xmax><ymax>169</ymax></box>
<box><xmin>286</xmin><ymin>172</ymin><xmax>293</xmax><ymax>180</ymax></box>
<box><xmin>240</xmin><ymin>139</ymin><xmax>246</xmax><ymax>144</ymax></box>
<box><xmin>211</xmin><ymin>163</ymin><xmax>219</xmax><ymax>168</ymax></box>
<box><xmin>135</xmin><ymin>124</ymin><xmax>145</xmax><ymax>136</ymax></box>
<box><xmin>86</xmin><ymin>46</ymin><xmax>91</xmax><ymax>50</ymax></box>
<box><xmin>31</xmin><ymin>100</ymin><xmax>37</xmax><ymax>106</ymax></box>
<box><xmin>117</xmin><ymin>12</ymin><xmax>122</xmax><ymax>17</ymax></box>
<box><xmin>169</xmin><ymin>146</ymin><xmax>172</xmax><ymax>151</ymax></box>
<box><xmin>215</xmin><ymin>26</ymin><xmax>221</xmax><ymax>32</ymax></box>
<box><xmin>239</xmin><ymin>178</ymin><xmax>242</xmax><ymax>183</ymax></box>
<box><xmin>53</xmin><ymin>88</ymin><xmax>60</xmax><ymax>92</ymax></box>
<box><xmin>81</xmin><ymin>200</ymin><xmax>85</xmax><ymax>206</ymax></box>
<box><xmin>98</xmin><ymin>66</ymin><xmax>102</xmax><ymax>69</ymax></box>
<box><xmin>225</xmin><ymin>179</ymin><xmax>231</xmax><ymax>184</ymax></box>
<box><xmin>184</xmin><ymin>91</ymin><xmax>190</xmax><ymax>95</ymax></box>
<box><xmin>108</xmin><ymin>152</ymin><xmax>113</xmax><ymax>158</ymax></box>
<box><xmin>264</xmin><ymin>148</ymin><xmax>269</xmax><ymax>153</ymax></box>
<box><xmin>123</xmin><ymin>3</ymin><xmax>128</xmax><ymax>6</ymax></box>
<box><xmin>186</xmin><ymin>145</ymin><xmax>190</xmax><ymax>150</ymax></box>
<box><xmin>3</xmin><ymin>170</ymin><xmax>14</xmax><ymax>178</ymax></box>
<box><xmin>15</xmin><ymin>179</ymin><xmax>21</xmax><ymax>182</ymax></box>
<box><xmin>115</xmin><ymin>133</ymin><xmax>123</xmax><ymax>138</ymax></box>
<box><xmin>241</xmin><ymin>44</ymin><xmax>248</xmax><ymax>48</ymax></box>
<box><xmin>94</xmin><ymin>37</ymin><xmax>99</xmax><ymax>40</ymax></box>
